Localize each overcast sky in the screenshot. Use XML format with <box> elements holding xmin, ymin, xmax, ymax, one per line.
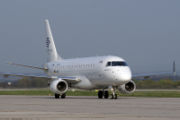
<box><xmin>0</xmin><ymin>0</ymin><xmax>179</xmax><ymax>74</ymax></box>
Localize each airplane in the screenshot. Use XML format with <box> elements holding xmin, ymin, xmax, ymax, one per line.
<box><xmin>0</xmin><ymin>20</ymin><xmax>172</xmax><ymax>99</ymax></box>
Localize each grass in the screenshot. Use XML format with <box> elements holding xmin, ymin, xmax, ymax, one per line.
<box><xmin>0</xmin><ymin>89</ymin><xmax>180</xmax><ymax>98</ymax></box>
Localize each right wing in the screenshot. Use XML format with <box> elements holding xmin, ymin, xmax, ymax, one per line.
<box><xmin>1</xmin><ymin>73</ymin><xmax>50</xmax><ymax>79</ymax></box>
<box><xmin>0</xmin><ymin>73</ymin><xmax>81</xmax><ymax>84</ymax></box>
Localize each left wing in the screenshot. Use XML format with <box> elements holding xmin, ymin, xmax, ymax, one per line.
<box><xmin>132</xmin><ymin>72</ymin><xmax>172</xmax><ymax>79</ymax></box>
<box><xmin>133</xmin><ymin>61</ymin><xmax>176</xmax><ymax>79</ymax></box>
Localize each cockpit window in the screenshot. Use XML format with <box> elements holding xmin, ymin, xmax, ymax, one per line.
<box><xmin>106</xmin><ymin>61</ymin><xmax>128</xmax><ymax>67</ymax></box>
<box><xmin>112</xmin><ymin>61</ymin><xmax>128</xmax><ymax>66</ymax></box>
<box><xmin>106</xmin><ymin>62</ymin><xmax>111</xmax><ymax>66</ymax></box>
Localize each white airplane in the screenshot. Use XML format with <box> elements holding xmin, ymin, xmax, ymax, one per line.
<box><xmin>1</xmin><ymin>20</ymin><xmax>170</xmax><ymax>99</ymax></box>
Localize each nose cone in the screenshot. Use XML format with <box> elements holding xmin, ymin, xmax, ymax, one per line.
<box><xmin>120</xmin><ymin>72</ymin><xmax>131</xmax><ymax>81</ymax></box>
<box><xmin>117</xmin><ymin>67</ymin><xmax>132</xmax><ymax>82</ymax></box>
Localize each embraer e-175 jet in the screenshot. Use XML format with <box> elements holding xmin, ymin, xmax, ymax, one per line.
<box><xmin>1</xmin><ymin>20</ymin><xmax>164</xmax><ymax>99</ymax></box>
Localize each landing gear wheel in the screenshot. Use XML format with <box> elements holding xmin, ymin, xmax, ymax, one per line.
<box><xmin>55</xmin><ymin>93</ymin><xmax>60</xmax><ymax>99</ymax></box>
<box><xmin>104</xmin><ymin>91</ymin><xmax>109</xmax><ymax>99</ymax></box>
<box><xmin>61</xmin><ymin>93</ymin><xmax>66</xmax><ymax>99</ymax></box>
<box><xmin>98</xmin><ymin>90</ymin><xmax>103</xmax><ymax>99</ymax></box>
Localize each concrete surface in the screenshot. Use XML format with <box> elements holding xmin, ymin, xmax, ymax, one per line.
<box><xmin>0</xmin><ymin>95</ymin><xmax>180</xmax><ymax>120</ymax></box>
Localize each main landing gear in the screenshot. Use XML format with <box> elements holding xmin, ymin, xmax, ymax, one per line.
<box><xmin>55</xmin><ymin>93</ymin><xmax>66</xmax><ymax>99</ymax></box>
<box><xmin>98</xmin><ymin>87</ymin><xmax>118</xmax><ymax>99</ymax></box>
<box><xmin>98</xmin><ymin>90</ymin><xmax>109</xmax><ymax>99</ymax></box>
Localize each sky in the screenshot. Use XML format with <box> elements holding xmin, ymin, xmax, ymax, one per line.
<box><xmin>0</xmin><ymin>0</ymin><xmax>179</xmax><ymax>74</ymax></box>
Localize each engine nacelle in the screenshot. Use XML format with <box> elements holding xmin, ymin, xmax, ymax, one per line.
<box><xmin>118</xmin><ymin>80</ymin><xmax>136</xmax><ymax>94</ymax></box>
<box><xmin>50</xmin><ymin>79</ymin><xmax>68</xmax><ymax>94</ymax></box>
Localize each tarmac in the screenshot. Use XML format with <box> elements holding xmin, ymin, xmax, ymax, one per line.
<box><xmin>0</xmin><ymin>95</ymin><xmax>180</xmax><ymax>120</ymax></box>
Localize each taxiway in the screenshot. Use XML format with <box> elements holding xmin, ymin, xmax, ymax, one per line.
<box><xmin>0</xmin><ymin>95</ymin><xmax>179</xmax><ymax>120</ymax></box>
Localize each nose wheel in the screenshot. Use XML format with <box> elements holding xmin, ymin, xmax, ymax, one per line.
<box><xmin>98</xmin><ymin>90</ymin><xmax>109</xmax><ymax>99</ymax></box>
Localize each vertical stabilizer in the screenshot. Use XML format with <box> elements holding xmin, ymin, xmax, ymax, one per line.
<box><xmin>45</xmin><ymin>19</ymin><xmax>61</xmax><ymax>62</ymax></box>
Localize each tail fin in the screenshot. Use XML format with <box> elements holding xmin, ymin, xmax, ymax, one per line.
<box><xmin>45</xmin><ymin>19</ymin><xmax>61</xmax><ymax>62</ymax></box>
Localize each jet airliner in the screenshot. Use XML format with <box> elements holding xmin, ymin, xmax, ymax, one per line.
<box><xmin>1</xmin><ymin>20</ymin><xmax>169</xmax><ymax>99</ymax></box>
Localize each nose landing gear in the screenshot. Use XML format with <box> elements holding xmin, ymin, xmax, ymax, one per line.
<box><xmin>110</xmin><ymin>86</ymin><xmax>118</xmax><ymax>99</ymax></box>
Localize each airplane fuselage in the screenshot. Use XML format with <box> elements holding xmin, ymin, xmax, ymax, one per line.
<box><xmin>46</xmin><ymin>55</ymin><xmax>132</xmax><ymax>89</ymax></box>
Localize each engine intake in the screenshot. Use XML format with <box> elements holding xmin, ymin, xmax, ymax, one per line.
<box><xmin>50</xmin><ymin>79</ymin><xmax>68</xmax><ymax>94</ymax></box>
<box><xmin>118</xmin><ymin>80</ymin><xmax>136</xmax><ymax>94</ymax></box>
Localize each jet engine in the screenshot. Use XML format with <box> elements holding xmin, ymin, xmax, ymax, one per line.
<box><xmin>118</xmin><ymin>80</ymin><xmax>136</xmax><ymax>94</ymax></box>
<box><xmin>50</xmin><ymin>79</ymin><xmax>68</xmax><ymax>94</ymax></box>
